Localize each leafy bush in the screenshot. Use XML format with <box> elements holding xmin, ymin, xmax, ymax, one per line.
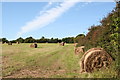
<box><xmin>76</xmin><ymin>2</ymin><xmax>120</xmax><ymax>78</ymax></box>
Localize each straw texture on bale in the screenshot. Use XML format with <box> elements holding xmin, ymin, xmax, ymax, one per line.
<box><xmin>16</xmin><ymin>42</ymin><xmax>20</xmax><ymax>44</ymax></box>
<box><xmin>30</xmin><ymin>43</ymin><xmax>37</xmax><ymax>48</ymax></box>
<box><xmin>59</xmin><ymin>42</ymin><xmax>65</xmax><ymax>46</ymax></box>
<box><xmin>74</xmin><ymin>46</ymin><xmax>85</xmax><ymax>55</ymax></box>
<box><xmin>80</xmin><ymin>48</ymin><xmax>113</xmax><ymax>73</ymax></box>
<box><xmin>8</xmin><ymin>42</ymin><xmax>12</xmax><ymax>45</ymax></box>
<box><xmin>74</xmin><ymin>43</ymin><xmax>78</xmax><ymax>47</ymax></box>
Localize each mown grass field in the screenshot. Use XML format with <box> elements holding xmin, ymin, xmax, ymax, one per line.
<box><xmin>2</xmin><ymin>43</ymin><xmax>117</xmax><ymax>78</ymax></box>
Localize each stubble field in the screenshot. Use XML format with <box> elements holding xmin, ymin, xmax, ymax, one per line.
<box><xmin>2</xmin><ymin>43</ymin><xmax>116</xmax><ymax>78</ymax></box>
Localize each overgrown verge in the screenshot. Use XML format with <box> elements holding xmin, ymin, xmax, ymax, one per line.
<box><xmin>75</xmin><ymin>2</ymin><xmax>120</xmax><ymax>78</ymax></box>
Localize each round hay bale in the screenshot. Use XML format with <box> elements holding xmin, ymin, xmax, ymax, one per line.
<box><xmin>74</xmin><ymin>46</ymin><xmax>85</xmax><ymax>55</ymax></box>
<box><xmin>30</xmin><ymin>43</ymin><xmax>37</xmax><ymax>48</ymax></box>
<box><xmin>2</xmin><ymin>42</ymin><xmax>7</xmax><ymax>44</ymax></box>
<box><xmin>59</xmin><ymin>42</ymin><xmax>65</xmax><ymax>46</ymax></box>
<box><xmin>80</xmin><ymin>48</ymin><xmax>113</xmax><ymax>73</ymax></box>
<box><xmin>74</xmin><ymin>43</ymin><xmax>78</xmax><ymax>47</ymax></box>
<box><xmin>30</xmin><ymin>43</ymin><xmax>33</xmax><ymax>48</ymax></box>
<box><xmin>8</xmin><ymin>42</ymin><xmax>12</xmax><ymax>45</ymax></box>
<box><xmin>34</xmin><ymin>43</ymin><xmax>37</xmax><ymax>48</ymax></box>
<box><xmin>16</xmin><ymin>42</ymin><xmax>20</xmax><ymax>44</ymax></box>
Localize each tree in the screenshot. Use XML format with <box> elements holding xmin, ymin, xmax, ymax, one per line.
<box><xmin>39</xmin><ymin>36</ymin><xmax>48</xmax><ymax>43</ymax></box>
<box><xmin>16</xmin><ymin>37</ymin><xmax>24</xmax><ymax>43</ymax></box>
<box><xmin>76</xmin><ymin>2</ymin><xmax>120</xmax><ymax>77</ymax></box>
<box><xmin>10</xmin><ymin>40</ymin><xmax>16</xmax><ymax>43</ymax></box>
<box><xmin>62</xmin><ymin>37</ymin><xmax>74</xmax><ymax>43</ymax></box>
<box><xmin>2</xmin><ymin>38</ymin><xmax>8</xmax><ymax>43</ymax></box>
<box><xmin>24</xmin><ymin>37</ymin><xmax>35</xmax><ymax>43</ymax></box>
<box><xmin>74</xmin><ymin>34</ymin><xmax>85</xmax><ymax>43</ymax></box>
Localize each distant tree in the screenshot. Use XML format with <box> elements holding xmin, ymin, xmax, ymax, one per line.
<box><xmin>24</xmin><ymin>37</ymin><xmax>35</xmax><ymax>43</ymax></box>
<box><xmin>2</xmin><ymin>38</ymin><xmax>9</xmax><ymax>43</ymax></box>
<box><xmin>35</xmin><ymin>37</ymin><xmax>61</xmax><ymax>43</ymax></box>
<box><xmin>16</xmin><ymin>37</ymin><xmax>24</xmax><ymax>43</ymax></box>
<box><xmin>0</xmin><ymin>38</ymin><xmax>2</xmax><ymax>43</ymax></box>
<box><xmin>10</xmin><ymin>40</ymin><xmax>16</xmax><ymax>43</ymax></box>
<box><xmin>74</xmin><ymin>34</ymin><xmax>85</xmax><ymax>45</ymax></box>
<box><xmin>54</xmin><ymin>38</ymin><xmax>59</xmax><ymax>43</ymax></box>
<box><xmin>48</xmin><ymin>38</ymin><xmax>54</xmax><ymax>43</ymax></box>
<box><xmin>62</xmin><ymin>37</ymin><xmax>74</xmax><ymax>43</ymax></box>
<box><xmin>39</xmin><ymin>36</ymin><xmax>48</xmax><ymax>43</ymax></box>
<box><xmin>58</xmin><ymin>39</ymin><xmax>62</xmax><ymax>43</ymax></box>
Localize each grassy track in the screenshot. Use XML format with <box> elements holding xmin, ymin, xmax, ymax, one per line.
<box><xmin>2</xmin><ymin>43</ymin><xmax>117</xmax><ymax>78</ymax></box>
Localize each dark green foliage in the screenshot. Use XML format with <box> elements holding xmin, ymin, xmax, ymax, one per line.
<box><xmin>0</xmin><ymin>38</ymin><xmax>2</xmax><ymax>43</ymax></box>
<box><xmin>74</xmin><ymin>34</ymin><xmax>85</xmax><ymax>44</ymax></box>
<box><xmin>16</xmin><ymin>37</ymin><xmax>24</xmax><ymax>43</ymax></box>
<box><xmin>2</xmin><ymin>36</ymin><xmax>74</xmax><ymax>43</ymax></box>
<box><xmin>36</xmin><ymin>37</ymin><xmax>61</xmax><ymax>43</ymax></box>
<box><xmin>76</xmin><ymin>2</ymin><xmax>120</xmax><ymax>78</ymax></box>
<box><xmin>2</xmin><ymin>38</ymin><xmax>8</xmax><ymax>43</ymax></box>
<box><xmin>24</xmin><ymin>37</ymin><xmax>36</xmax><ymax>43</ymax></box>
<box><xmin>48</xmin><ymin>38</ymin><xmax>59</xmax><ymax>43</ymax></box>
<box><xmin>36</xmin><ymin>36</ymin><xmax>48</xmax><ymax>43</ymax></box>
<box><xmin>10</xmin><ymin>40</ymin><xmax>16</xmax><ymax>43</ymax></box>
<box><xmin>77</xmin><ymin>2</ymin><xmax>119</xmax><ymax>57</ymax></box>
<box><xmin>62</xmin><ymin>37</ymin><xmax>74</xmax><ymax>43</ymax></box>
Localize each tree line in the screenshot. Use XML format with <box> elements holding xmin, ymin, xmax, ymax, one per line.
<box><xmin>1</xmin><ymin>36</ymin><xmax>77</xmax><ymax>43</ymax></box>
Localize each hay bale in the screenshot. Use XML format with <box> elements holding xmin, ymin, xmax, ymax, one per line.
<box><xmin>74</xmin><ymin>43</ymin><xmax>78</xmax><ymax>47</ymax></box>
<box><xmin>64</xmin><ymin>42</ymin><xmax>66</xmax><ymax>45</ymax></box>
<box><xmin>34</xmin><ymin>43</ymin><xmax>37</xmax><ymax>48</ymax></box>
<box><xmin>59</xmin><ymin>42</ymin><xmax>65</xmax><ymax>46</ymax></box>
<box><xmin>8</xmin><ymin>42</ymin><xmax>12</xmax><ymax>45</ymax></box>
<box><xmin>74</xmin><ymin>46</ymin><xmax>85</xmax><ymax>55</ymax></box>
<box><xmin>16</xmin><ymin>42</ymin><xmax>20</xmax><ymax>44</ymax></box>
<box><xmin>80</xmin><ymin>48</ymin><xmax>113</xmax><ymax>73</ymax></box>
<box><xmin>30</xmin><ymin>43</ymin><xmax>34</xmax><ymax>48</ymax></box>
<box><xmin>30</xmin><ymin>43</ymin><xmax>37</xmax><ymax>48</ymax></box>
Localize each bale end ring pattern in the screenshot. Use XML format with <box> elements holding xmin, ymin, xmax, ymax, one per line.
<box><xmin>80</xmin><ymin>48</ymin><xmax>113</xmax><ymax>73</ymax></box>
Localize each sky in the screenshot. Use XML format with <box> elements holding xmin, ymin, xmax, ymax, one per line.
<box><xmin>2</xmin><ymin>1</ymin><xmax>116</xmax><ymax>40</ymax></box>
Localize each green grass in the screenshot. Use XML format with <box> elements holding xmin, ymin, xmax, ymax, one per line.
<box><xmin>2</xmin><ymin>43</ymin><xmax>117</xmax><ymax>78</ymax></box>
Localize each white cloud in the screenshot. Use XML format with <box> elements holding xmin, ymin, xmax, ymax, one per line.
<box><xmin>17</xmin><ymin>0</ymin><xmax>80</xmax><ymax>37</ymax></box>
<box><xmin>48</xmin><ymin>2</ymin><xmax>52</xmax><ymax>5</ymax></box>
<box><xmin>39</xmin><ymin>2</ymin><xmax>53</xmax><ymax>15</ymax></box>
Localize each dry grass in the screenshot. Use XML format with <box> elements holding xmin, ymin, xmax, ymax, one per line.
<box><xmin>2</xmin><ymin>43</ymin><xmax>117</xmax><ymax>78</ymax></box>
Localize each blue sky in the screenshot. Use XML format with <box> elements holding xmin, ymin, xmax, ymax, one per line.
<box><xmin>2</xmin><ymin>2</ymin><xmax>115</xmax><ymax>40</ymax></box>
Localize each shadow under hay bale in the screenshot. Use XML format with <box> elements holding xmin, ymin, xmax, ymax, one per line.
<box><xmin>80</xmin><ymin>48</ymin><xmax>113</xmax><ymax>73</ymax></box>
<box><xmin>2</xmin><ymin>42</ymin><xmax>7</xmax><ymax>44</ymax></box>
<box><xmin>30</xmin><ymin>43</ymin><xmax>37</xmax><ymax>48</ymax></box>
<box><xmin>8</xmin><ymin>42</ymin><xmax>12</xmax><ymax>45</ymax></box>
<box><xmin>59</xmin><ymin>42</ymin><xmax>65</xmax><ymax>46</ymax></box>
<box><xmin>74</xmin><ymin>46</ymin><xmax>85</xmax><ymax>55</ymax></box>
